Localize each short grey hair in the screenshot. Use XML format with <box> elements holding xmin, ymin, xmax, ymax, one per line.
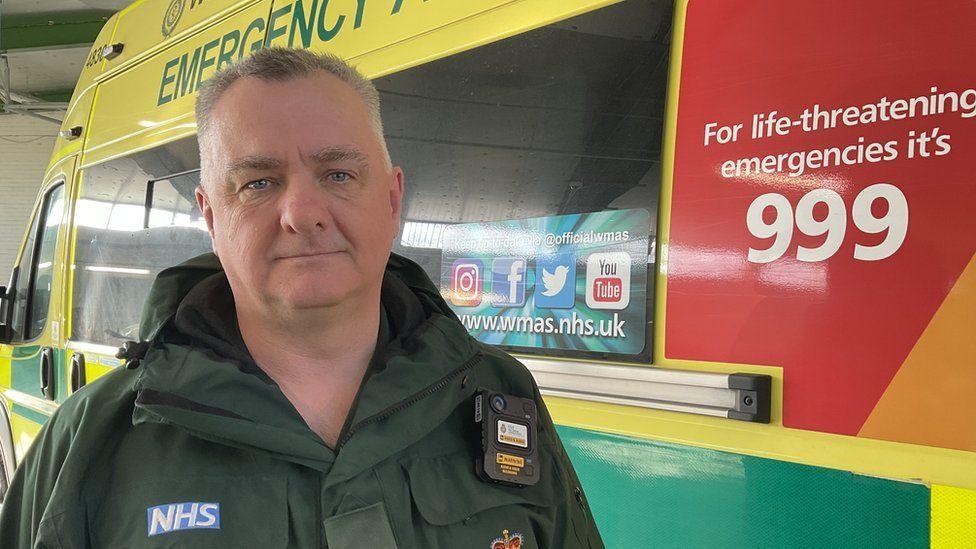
<box><xmin>195</xmin><ymin>47</ymin><xmax>391</xmax><ymax>169</ymax></box>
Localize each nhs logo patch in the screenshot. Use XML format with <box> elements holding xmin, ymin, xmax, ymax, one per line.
<box><xmin>147</xmin><ymin>502</ymin><xmax>220</xmax><ymax>536</ymax></box>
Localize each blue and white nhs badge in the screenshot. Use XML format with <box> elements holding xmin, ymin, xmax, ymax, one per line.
<box><xmin>147</xmin><ymin>502</ymin><xmax>220</xmax><ymax>536</ymax></box>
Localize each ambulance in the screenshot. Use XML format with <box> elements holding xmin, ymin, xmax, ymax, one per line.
<box><xmin>1</xmin><ymin>0</ymin><xmax>974</xmax><ymax>546</ymax></box>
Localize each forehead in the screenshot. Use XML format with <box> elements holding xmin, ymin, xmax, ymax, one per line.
<box><xmin>205</xmin><ymin>72</ymin><xmax>376</xmax><ymax>163</ymax></box>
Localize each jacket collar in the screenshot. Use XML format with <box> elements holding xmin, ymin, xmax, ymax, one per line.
<box><xmin>138</xmin><ymin>252</ymin><xmax>449</xmax><ymax>343</ymax></box>
<box><xmin>130</xmin><ymin>252</ymin><xmax>482</xmax><ymax>475</ymax></box>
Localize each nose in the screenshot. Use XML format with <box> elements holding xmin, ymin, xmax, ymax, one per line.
<box><xmin>278</xmin><ymin>172</ymin><xmax>333</xmax><ymax>235</ymax></box>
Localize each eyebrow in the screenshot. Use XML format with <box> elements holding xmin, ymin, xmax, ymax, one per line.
<box><xmin>220</xmin><ymin>147</ymin><xmax>371</xmax><ymax>191</ymax></box>
<box><xmin>226</xmin><ymin>154</ymin><xmax>281</xmax><ymax>175</ymax></box>
<box><xmin>307</xmin><ymin>146</ymin><xmax>369</xmax><ymax>168</ymax></box>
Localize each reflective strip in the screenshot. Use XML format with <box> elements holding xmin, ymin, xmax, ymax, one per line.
<box><xmin>66</xmin><ymin>340</ymin><xmax>121</xmax><ymax>357</ymax></box>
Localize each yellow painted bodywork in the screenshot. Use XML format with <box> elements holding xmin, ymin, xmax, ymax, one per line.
<box><xmin>111</xmin><ymin>0</ymin><xmax>264</xmax><ymax>73</ymax></box>
<box><xmin>82</xmin><ymin>0</ymin><xmax>625</xmax><ymax>166</ymax></box>
<box><xmin>9</xmin><ymin>414</ymin><xmax>42</xmax><ymax>463</ymax></box>
<box><xmin>0</xmin><ymin>153</ymin><xmax>75</xmax><ymax>462</ymax></box>
<box><xmin>932</xmin><ymin>485</ymin><xmax>976</xmax><ymax>547</ymax></box>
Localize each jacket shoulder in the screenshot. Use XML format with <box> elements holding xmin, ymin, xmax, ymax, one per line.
<box><xmin>47</xmin><ymin>365</ymin><xmax>141</xmax><ymax>441</ymax></box>
<box><xmin>35</xmin><ymin>364</ymin><xmax>142</xmax><ymax>493</ymax></box>
<box><xmin>469</xmin><ymin>345</ymin><xmax>606</xmax><ymax>547</ymax></box>
<box><xmin>475</xmin><ymin>343</ymin><xmax>540</xmax><ymax>396</ymax></box>
<box><xmin>0</xmin><ymin>366</ymin><xmax>140</xmax><ymax>548</ymax></box>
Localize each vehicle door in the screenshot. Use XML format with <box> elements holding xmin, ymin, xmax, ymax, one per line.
<box><xmin>0</xmin><ymin>160</ymin><xmax>73</xmax><ymax>450</ymax></box>
<box><xmin>65</xmin><ymin>137</ymin><xmax>212</xmax><ymax>387</ymax></box>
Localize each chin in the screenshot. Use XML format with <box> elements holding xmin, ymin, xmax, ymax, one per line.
<box><xmin>275</xmin><ymin>284</ymin><xmax>348</xmax><ymax>309</ymax></box>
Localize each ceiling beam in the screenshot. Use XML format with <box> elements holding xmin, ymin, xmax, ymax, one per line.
<box><xmin>1</xmin><ymin>10</ymin><xmax>113</xmax><ymax>51</ymax></box>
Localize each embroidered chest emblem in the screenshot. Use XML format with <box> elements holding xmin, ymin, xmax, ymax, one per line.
<box><xmin>147</xmin><ymin>502</ymin><xmax>221</xmax><ymax>536</ymax></box>
<box><xmin>491</xmin><ymin>529</ymin><xmax>523</xmax><ymax>549</ymax></box>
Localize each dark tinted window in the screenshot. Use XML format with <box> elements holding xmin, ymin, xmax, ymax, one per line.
<box><xmin>26</xmin><ymin>184</ymin><xmax>66</xmax><ymax>340</ymax></box>
<box><xmin>380</xmin><ymin>0</ymin><xmax>670</xmax><ymax>361</ymax></box>
<box><xmin>71</xmin><ymin>138</ymin><xmax>211</xmax><ymax>346</ymax></box>
<box><xmin>9</xmin><ymin>204</ymin><xmax>41</xmax><ymax>340</ymax></box>
<box><xmin>8</xmin><ymin>183</ymin><xmax>65</xmax><ymax>342</ymax></box>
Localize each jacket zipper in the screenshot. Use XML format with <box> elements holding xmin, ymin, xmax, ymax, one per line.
<box><xmin>336</xmin><ymin>352</ymin><xmax>483</xmax><ymax>449</ymax></box>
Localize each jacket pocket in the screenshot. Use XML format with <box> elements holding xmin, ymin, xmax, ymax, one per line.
<box><xmin>392</xmin><ymin>452</ymin><xmax>557</xmax><ymax>548</ymax></box>
<box><xmin>89</xmin><ymin>475</ymin><xmax>290</xmax><ymax>548</ymax></box>
<box><xmin>324</xmin><ymin>501</ymin><xmax>398</xmax><ymax>549</ymax></box>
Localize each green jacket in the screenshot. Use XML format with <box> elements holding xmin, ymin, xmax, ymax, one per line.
<box><xmin>0</xmin><ymin>253</ymin><xmax>603</xmax><ymax>548</ymax></box>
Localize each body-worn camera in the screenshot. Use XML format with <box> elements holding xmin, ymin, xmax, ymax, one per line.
<box><xmin>474</xmin><ymin>389</ymin><xmax>540</xmax><ymax>487</ymax></box>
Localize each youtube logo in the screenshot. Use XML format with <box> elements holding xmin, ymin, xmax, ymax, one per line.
<box><xmin>585</xmin><ymin>252</ymin><xmax>631</xmax><ymax>310</ymax></box>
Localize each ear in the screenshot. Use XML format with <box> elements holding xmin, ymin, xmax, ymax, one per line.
<box><xmin>389</xmin><ymin>166</ymin><xmax>405</xmax><ymax>239</ymax></box>
<box><xmin>195</xmin><ymin>184</ymin><xmax>217</xmax><ymax>245</ymax></box>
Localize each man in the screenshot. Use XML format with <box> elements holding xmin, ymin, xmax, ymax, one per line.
<box><xmin>0</xmin><ymin>48</ymin><xmax>603</xmax><ymax>548</ymax></box>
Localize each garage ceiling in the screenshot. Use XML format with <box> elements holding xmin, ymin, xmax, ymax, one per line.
<box><xmin>1</xmin><ymin>0</ymin><xmax>133</xmax><ymax>123</ymax></box>
<box><xmin>3</xmin><ymin>1</ymin><xmax>119</xmax><ymax>15</ymax></box>
<box><xmin>0</xmin><ymin>1</ymin><xmax>134</xmax><ymax>278</ymax></box>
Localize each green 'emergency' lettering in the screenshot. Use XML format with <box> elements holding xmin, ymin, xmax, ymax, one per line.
<box><xmin>195</xmin><ymin>37</ymin><xmax>221</xmax><ymax>92</ymax></box>
<box><xmin>176</xmin><ymin>48</ymin><xmax>202</xmax><ymax>99</ymax></box>
<box><xmin>316</xmin><ymin>0</ymin><xmax>345</xmax><ymax>42</ymax></box>
<box><xmin>391</xmin><ymin>0</ymin><xmax>426</xmax><ymax>16</ymax></box>
<box><xmin>216</xmin><ymin>29</ymin><xmax>241</xmax><ymax>72</ymax></box>
<box><xmin>267</xmin><ymin>4</ymin><xmax>293</xmax><ymax>46</ymax></box>
<box><xmin>155</xmin><ymin>0</ymin><xmax>435</xmax><ymax>107</ymax></box>
<box><xmin>289</xmin><ymin>0</ymin><xmax>318</xmax><ymax>48</ymax></box>
<box><xmin>158</xmin><ymin>57</ymin><xmax>179</xmax><ymax>105</ymax></box>
<box><xmin>241</xmin><ymin>17</ymin><xmax>266</xmax><ymax>56</ymax></box>
<box><xmin>354</xmin><ymin>0</ymin><xmax>366</xmax><ymax>29</ymax></box>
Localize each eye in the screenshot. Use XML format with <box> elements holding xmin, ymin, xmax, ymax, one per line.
<box><xmin>326</xmin><ymin>171</ymin><xmax>351</xmax><ymax>184</ymax></box>
<box><xmin>245</xmin><ymin>178</ymin><xmax>272</xmax><ymax>191</ymax></box>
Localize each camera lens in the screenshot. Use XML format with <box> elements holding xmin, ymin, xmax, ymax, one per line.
<box><xmin>490</xmin><ymin>394</ymin><xmax>507</xmax><ymax>412</ymax></box>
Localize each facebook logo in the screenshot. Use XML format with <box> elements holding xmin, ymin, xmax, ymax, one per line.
<box><xmin>491</xmin><ymin>258</ymin><xmax>527</xmax><ymax>307</ymax></box>
<box><xmin>535</xmin><ymin>254</ymin><xmax>576</xmax><ymax>309</ymax></box>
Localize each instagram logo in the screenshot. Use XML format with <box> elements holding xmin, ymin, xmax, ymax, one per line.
<box><xmin>451</xmin><ymin>259</ymin><xmax>483</xmax><ymax>307</ymax></box>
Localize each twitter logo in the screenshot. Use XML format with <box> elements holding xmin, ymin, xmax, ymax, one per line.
<box><xmin>535</xmin><ymin>254</ymin><xmax>576</xmax><ymax>309</ymax></box>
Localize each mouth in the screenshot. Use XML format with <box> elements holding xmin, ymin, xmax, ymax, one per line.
<box><xmin>277</xmin><ymin>250</ymin><xmax>344</xmax><ymax>261</ymax></box>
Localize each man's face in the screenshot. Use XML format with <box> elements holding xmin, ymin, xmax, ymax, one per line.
<box><xmin>197</xmin><ymin>73</ymin><xmax>403</xmax><ymax>315</ymax></box>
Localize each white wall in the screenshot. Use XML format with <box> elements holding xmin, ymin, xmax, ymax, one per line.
<box><xmin>0</xmin><ymin>114</ymin><xmax>58</xmax><ymax>281</ymax></box>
